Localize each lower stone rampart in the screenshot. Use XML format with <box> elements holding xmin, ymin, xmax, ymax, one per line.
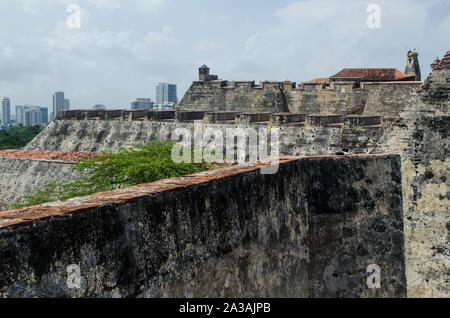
<box><xmin>0</xmin><ymin>155</ymin><xmax>406</xmax><ymax>298</ymax></box>
<box><xmin>0</xmin><ymin>151</ymin><xmax>91</xmax><ymax>210</ymax></box>
<box><xmin>26</xmin><ymin>111</ymin><xmax>384</xmax><ymax>156</ymax></box>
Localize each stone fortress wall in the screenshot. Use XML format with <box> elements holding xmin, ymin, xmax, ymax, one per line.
<box><xmin>0</xmin><ymin>155</ymin><xmax>407</xmax><ymax>298</ymax></box>
<box><xmin>178</xmin><ymin>79</ymin><xmax>421</xmax><ymax>116</ymax></box>
<box><xmin>178</xmin><ymin>51</ymin><xmax>421</xmax><ymax>116</ymax></box>
<box><xmin>371</xmin><ymin>52</ymin><xmax>449</xmax><ymax>297</ymax></box>
<box><xmin>0</xmin><ymin>151</ymin><xmax>90</xmax><ymax>211</ymax></box>
<box><xmin>0</xmin><ymin>109</ymin><xmax>386</xmax><ymax>209</ymax></box>
<box><xmin>25</xmin><ymin>109</ymin><xmax>386</xmax><ymax>156</ymax></box>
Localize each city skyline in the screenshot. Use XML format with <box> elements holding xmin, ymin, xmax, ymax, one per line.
<box><xmin>16</xmin><ymin>105</ymin><xmax>48</xmax><ymax>126</ymax></box>
<box><xmin>1</xmin><ymin>85</ymin><xmax>179</xmax><ymax>118</ymax></box>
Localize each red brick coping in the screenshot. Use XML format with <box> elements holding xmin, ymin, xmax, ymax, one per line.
<box><xmin>0</xmin><ymin>150</ymin><xmax>97</xmax><ymax>162</ymax></box>
<box><xmin>0</xmin><ymin>154</ymin><xmax>387</xmax><ymax>229</ymax></box>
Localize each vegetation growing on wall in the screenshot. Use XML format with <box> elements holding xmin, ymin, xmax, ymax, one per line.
<box><xmin>14</xmin><ymin>141</ymin><xmax>215</xmax><ymax>208</ymax></box>
<box><xmin>0</xmin><ymin>126</ymin><xmax>43</xmax><ymax>150</ymax></box>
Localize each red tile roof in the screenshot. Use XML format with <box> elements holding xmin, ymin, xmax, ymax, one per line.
<box><xmin>330</xmin><ymin>68</ymin><xmax>415</xmax><ymax>82</ymax></box>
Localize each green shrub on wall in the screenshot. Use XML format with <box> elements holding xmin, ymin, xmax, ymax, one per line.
<box><xmin>14</xmin><ymin>141</ymin><xmax>214</xmax><ymax>208</ymax></box>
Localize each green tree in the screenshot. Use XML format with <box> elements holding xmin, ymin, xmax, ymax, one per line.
<box><xmin>0</xmin><ymin>125</ymin><xmax>43</xmax><ymax>150</ymax></box>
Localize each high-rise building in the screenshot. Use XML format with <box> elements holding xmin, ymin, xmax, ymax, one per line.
<box><xmin>24</xmin><ymin>108</ymin><xmax>43</xmax><ymax>126</ymax></box>
<box><xmin>53</xmin><ymin>91</ymin><xmax>65</xmax><ymax>119</ymax></box>
<box><xmin>16</xmin><ymin>106</ymin><xmax>25</xmax><ymax>125</ymax></box>
<box><xmin>1</xmin><ymin>97</ymin><xmax>11</xmax><ymax>124</ymax></box>
<box><xmin>64</xmin><ymin>99</ymin><xmax>70</xmax><ymax>110</ymax></box>
<box><xmin>131</xmin><ymin>98</ymin><xmax>154</xmax><ymax>110</ymax></box>
<box><xmin>40</xmin><ymin>107</ymin><xmax>48</xmax><ymax>124</ymax></box>
<box><xmin>155</xmin><ymin>83</ymin><xmax>178</xmax><ymax>105</ymax></box>
<box><xmin>16</xmin><ymin>106</ymin><xmax>48</xmax><ymax>126</ymax></box>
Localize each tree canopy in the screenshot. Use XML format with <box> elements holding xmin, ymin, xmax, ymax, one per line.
<box><xmin>0</xmin><ymin>126</ymin><xmax>43</xmax><ymax>150</ymax></box>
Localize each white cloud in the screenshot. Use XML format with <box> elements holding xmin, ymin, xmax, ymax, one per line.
<box><xmin>133</xmin><ymin>0</ymin><xmax>170</xmax><ymax>14</ymax></box>
<box><xmin>197</xmin><ymin>40</ymin><xmax>219</xmax><ymax>52</ymax></box>
<box><xmin>240</xmin><ymin>0</ymin><xmax>444</xmax><ymax>81</ymax></box>
<box><xmin>438</xmin><ymin>14</ymin><xmax>450</xmax><ymax>37</ymax></box>
<box><xmin>88</xmin><ymin>0</ymin><xmax>121</xmax><ymax>9</ymax></box>
<box><xmin>46</xmin><ymin>23</ymin><xmax>132</xmax><ymax>52</ymax></box>
<box><xmin>132</xmin><ymin>26</ymin><xmax>176</xmax><ymax>57</ymax></box>
<box><xmin>1</xmin><ymin>46</ymin><xmax>15</xmax><ymax>59</ymax></box>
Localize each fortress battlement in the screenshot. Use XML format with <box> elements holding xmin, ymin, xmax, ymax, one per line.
<box><xmin>192</xmin><ymin>78</ymin><xmax>420</xmax><ymax>91</ymax></box>
<box><xmin>54</xmin><ymin>109</ymin><xmax>386</xmax><ymax>129</ymax></box>
<box><xmin>191</xmin><ymin>68</ymin><xmax>422</xmax><ymax>91</ymax></box>
<box><xmin>179</xmin><ymin>75</ymin><xmax>421</xmax><ymax>115</ymax></box>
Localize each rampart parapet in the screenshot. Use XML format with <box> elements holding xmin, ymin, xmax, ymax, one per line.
<box><xmin>53</xmin><ymin>110</ymin><xmax>388</xmax><ymax>130</ymax></box>
<box><xmin>270</xmin><ymin>113</ymin><xmax>306</xmax><ymax>126</ymax></box>
<box><xmin>306</xmin><ymin>115</ymin><xmax>343</xmax><ymax>127</ymax></box>
<box><xmin>344</xmin><ymin>115</ymin><xmax>382</xmax><ymax>128</ymax></box>
<box><xmin>175</xmin><ymin>110</ymin><xmax>206</xmax><ymax>123</ymax></box>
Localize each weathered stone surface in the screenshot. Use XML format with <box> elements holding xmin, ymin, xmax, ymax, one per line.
<box><xmin>0</xmin><ymin>156</ymin><xmax>86</xmax><ymax>211</ymax></box>
<box><xmin>373</xmin><ymin>115</ymin><xmax>449</xmax><ymax>298</ymax></box>
<box><xmin>24</xmin><ymin>113</ymin><xmax>383</xmax><ymax>157</ymax></box>
<box><xmin>177</xmin><ymin>76</ymin><xmax>421</xmax><ymax>116</ymax></box>
<box><xmin>418</xmin><ymin>50</ymin><xmax>450</xmax><ymax>109</ymax></box>
<box><xmin>372</xmin><ymin>51</ymin><xmax>449</xmax><ymax>297</ymax></box>
<box><xmin>0</xmin><ymin>155</ymin><xmax>406</xmax><ymax>298</ymax></box>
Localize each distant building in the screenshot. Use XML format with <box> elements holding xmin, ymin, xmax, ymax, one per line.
<box><xmin>40</xmin><ymin>107</ymin><xmax>49</xmax><ymax>123</ymax></box>
<box><xmin>1</xmin><ymin>97</ymin><xmax>11</xmax><ymax>124</ymax></box>
<box><xmin>16</xmin><ymin>106</ymin><xmax>25</xmax><ymax>125</ymax></box>
<box><xmin>131</xmin><ymin>98</ymin><xmax>154</xmax><ymax>110</ymax></box>
<box><xmin>64</xmin><ymin>99</ymin><xmax>70</xmax><ymax>110</ymax></box>
<box><xmin>156</xmin><ymin>83</ymin><xmax>178</xmax><ymax>105</ymax></box>
<box><xmin>53</xmin><ymin>91</ymin><xmax>65</xmax><ymax>119</ymax></box>
<box><xmin>24</xmin><ymin>109</ymin><xmax>42</xmax><ymax>126</ymax></box>
<box><xmin>93</xmin><ymin>104</ymin><xmax>106</xmax><ymax>110</ymax></box>
<box><xmin>16</xmin><ymin>106</ymin><xmax>48</xmax><ymax>126</ymax></box>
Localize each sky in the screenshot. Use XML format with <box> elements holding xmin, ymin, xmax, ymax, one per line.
<box><xmin>0</xmin><ymin>0</ymin><xmax>448</xmax><ymax>113</ymax></box>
